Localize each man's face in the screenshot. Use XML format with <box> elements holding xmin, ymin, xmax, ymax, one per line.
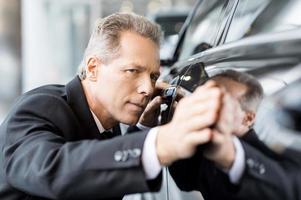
<box><xmin>88</xmin><ymin>31</ymin><xmax>160</xmax><ymax>126</ymax></box>
<box><xmin>214</xmin><ymin>77</ymin><xmax>253</xmax><ymax>136</ymax></box>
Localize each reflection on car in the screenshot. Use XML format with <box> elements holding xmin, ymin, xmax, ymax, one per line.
<box><xmin>157</xmin><ymin>0</ymin><xmax>301</xmax><ymax>199</ymax></box>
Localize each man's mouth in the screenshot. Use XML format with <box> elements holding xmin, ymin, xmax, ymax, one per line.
<box><xmin>127</xmin><ymin>102</ymin><xmax>146</xmax><ymax>112</ymax></box>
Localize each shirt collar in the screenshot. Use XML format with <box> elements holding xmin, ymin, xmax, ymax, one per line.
<box><xmin>90</xmin><ymin>110</ymin><xmax>106</xmax><ymax>134</ymax></box>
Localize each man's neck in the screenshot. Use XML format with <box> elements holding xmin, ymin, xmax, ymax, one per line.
<box><xmin>91</xmin><ymin>108</ymin><xmax>118</xmax><ymax>130</ymax></box>
<box><xmin>82</xmin><ymin>80</ymin><xmax>118</xmax><ymax>130</ymax></box>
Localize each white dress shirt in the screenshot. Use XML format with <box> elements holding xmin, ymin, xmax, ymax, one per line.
<box><xmin>227</xmin><ymin>137</ymin><xmax>246</xmax><ymax>184</ymax></box>
<box><xmin>91</xmin><ymin>111</ymin><xmax>245</xmax><ymax>183</ymax></box>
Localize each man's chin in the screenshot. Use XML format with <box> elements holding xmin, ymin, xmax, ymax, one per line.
<box><xmin>119</xmin><ymin>116</ymin><xmax>140</xmax><ymax>126</ymax></box>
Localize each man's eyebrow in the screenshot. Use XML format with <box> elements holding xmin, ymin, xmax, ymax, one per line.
<box><xmin>123</xmin><ymin>63</ymin><xmax>145</xmax><ymax>70</ymax></box>
<box><xmin>124</xmin><ymin>63</ymin><xmax>160</xmax><ymax>75</ymax></box>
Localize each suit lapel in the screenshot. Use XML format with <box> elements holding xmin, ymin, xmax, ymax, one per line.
<box><xmin>242</xmin><ymin>129</ymin><xmax>279</xmax><ymax>159</ymax></box>
<box><xmin>65</xmin><ymin>76</ymin><xmax>122</xmax><ymax>140</ymax></box>
<box><xmin>65</xmin><ymin>76</ymin><xmax>101</xmax><ymax>139</ymax></box>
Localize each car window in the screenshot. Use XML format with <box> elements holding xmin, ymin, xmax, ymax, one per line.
<box><xmin>225</xmin><ymin>0</ymin><xmax>270</xmax><ymax>43</ymax></box>
<box><xmin>178</xmin><ymin>0</ymin><xmax>230</xmax><ymax>61</ymax></box>
<box><xmin>225</xmin><ymin>0</ymin><xmax>301</xmax><ymax>43</ymax></box>
<box><xmin>253</xmin><ymin>0</ymin><xmax>301</xmax><ymax>34</ymax></box>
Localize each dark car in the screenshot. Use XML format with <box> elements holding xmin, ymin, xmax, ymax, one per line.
<box><xmin>162</xmin><ymin>0</ymin><xmax>301</xmax><ymax>65</ymax></box>
<box><xmin>158</xmin><ymin>0</ymin><xmax>301</xmax><ymax>199</ymax></box>
<box><xmin>162</xmin><ymin>0</ymin><xmax>301</xmax><ymax>114</ymax></box>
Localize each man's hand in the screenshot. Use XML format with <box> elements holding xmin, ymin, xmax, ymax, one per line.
<box><xmin>138</xmin><ymin>81</ymin><xmax>168</xmax><ymax>127</ymax></box>
<box><xmin>203</xmin><ymin>93</ymin><xmax>237</xmax><ymax>169</ymax></box>
<box><xmin>155</xmin><ymin>81</ymin><xmax>223</xmax><ymax>166</ymax></box>
<box><xmin>138</xmin><ymin>81</ymin><xmax>183</xmax><ymax>127</ymax></box>
<box><xmin>138</xmin><ymin>96</ymin><xmax>162</xmax><ymax>127</ymax></box>
<box><xmin>203</xmin><ymin>130</ymin><xmax>236</xmax><ymax>169</ymax></box>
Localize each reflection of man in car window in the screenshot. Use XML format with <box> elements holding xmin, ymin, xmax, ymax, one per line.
<box><xmin>170</xmin><ymin>70</ymin><xmax>294</xmax><ymax>200</ymax></box>
<box><xmin>211</xmin><ymin>70</ymin><xmax>263</xmax><ymax>137</ymax></box>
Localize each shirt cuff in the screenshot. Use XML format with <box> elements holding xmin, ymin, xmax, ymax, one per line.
<box><xmin>142</xmin><ymin>127</ymin><xmax>162</xmax><ymax>180</ymax></box>
<box><xmin>227</xmin><ymin>136</ymin><xmax>246</xmax><ymax>184</ymax></box>
<box><xmin>136</xmin><ymin>123</ymin><xmax>152</xmax><ymax>131</ymax></box>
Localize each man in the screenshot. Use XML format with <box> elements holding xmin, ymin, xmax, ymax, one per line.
<box><xmin>211</xmin><ymin>70</ymin><xmax>263</xmax><ymax>137</ymax></box>
<box><xmin>206</xmin><ymin>74</ymin><xmax>301</xmax><ymax>200</ymax></box>
<box><xmin>170</xmin><ymin>70</ymin><xmax>295</xmax><ymax>200</ymax></box>
<box><xmin>0</xmin><ymin>13</ymin><xmax>234</xmax><ymax>200</ymax></box>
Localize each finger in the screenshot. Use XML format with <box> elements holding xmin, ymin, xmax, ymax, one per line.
<box><xmin>182</xmin><ymin>97</ymin><xmax>221</xmax><ymax>117</ymax></box>
<box><xmin>187</xmin><ymin>87</ymin><xmax>224</xmax><ymax>105</ymax></box>
<box><xmin>144</xmin><ymin>96</ymin><xmax>162</xmax><ymax>113</ymax></box>
<box><xmin>175</xmin><ymin>90</ymin><xmax>222</xmax><ymax>121</ymax></box>
<box><xmin>217</xmin><ymin>94</ymin><xmax>237</xmax><ymax>134</ymax></box>
<box><xmin>185</xmin><ymin>128</ymin><xmax>213</xmax><ymax>146</ymax></box>
<box><xmin>172</xmin><ymin>101</ymin><xmax>178</xmax><ymax>110</ymax></box>
<box><xmin>211</xmin><ymin>130</ymin><xmax>224</xmax><ymax>144</ymax></box>
<box><xmin>174</xmin><ymin>87</ymin><xmax>185</xmax><ymax>101</ymax></box>
<box><xmin>155</xmin><ymin>81</ymin><xmax>185</xmax><ymax>100</ymax></box>
<box><xmin>152</xmin><ymin>81</ymin><xmax>171</xmax><ymax>97</ymax></box>
<box><xmin>210</xmin><ymin>129</ymin><xmax>233</xmax><ymax>147</ymax></box>
<box><xmin>184</xmin><ymin>111</ymin><xmax>219</xmax><ymax>131</ymax></box>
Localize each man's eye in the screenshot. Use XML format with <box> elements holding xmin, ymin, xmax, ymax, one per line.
<box><xmin>125</xmin><ymin>69</ymin><xmax>139</xmax><ymax>73</ymax></box>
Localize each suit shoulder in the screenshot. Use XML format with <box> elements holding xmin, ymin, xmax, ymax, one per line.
<box><xmin>23</xmin><ymin>84</ymin><xmax>66</xmax><ymax>99</ymax></box>
<box><xmin>10</xmin><ymin>84</ymin><xmax>71</xmax><ymax>117</ymax></box>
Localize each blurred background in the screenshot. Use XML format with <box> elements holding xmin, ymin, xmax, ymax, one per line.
<box><xmin>0</xmin><ymin>0</ymin><xmax>196</xmax><ymax>123</ymax></box>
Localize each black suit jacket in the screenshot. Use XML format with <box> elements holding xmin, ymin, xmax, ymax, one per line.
<box><xmin>0</xmin><ymin>76</ymin><xmax>161</xmax><ymax>200</ymax></box>
<box><xmin>170</xmin><ymin>129</ymin><xmax>298</xmax><ymax>200</ymax></box>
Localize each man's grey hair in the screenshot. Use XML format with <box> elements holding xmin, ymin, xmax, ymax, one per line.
<box><xmin>78</xmin><ymin>12</ymin><xmax>162</xmax><ymax>80</ymax></box>
<box><xmin>212</xmin><ymin>70</ymin><xmax>264</xmax><ymax>112</ymax></box>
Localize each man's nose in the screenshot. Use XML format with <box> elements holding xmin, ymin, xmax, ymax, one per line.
<box><xmin>137</xmin><ymin>76</ymin><xmax>154</xmax><ymax>97</ymax></box>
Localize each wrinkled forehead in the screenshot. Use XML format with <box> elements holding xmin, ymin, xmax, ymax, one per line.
<box><xmin>118</xmin><ymin>31</ymin><xmax>160</xmax><ymax>68</ymax></box>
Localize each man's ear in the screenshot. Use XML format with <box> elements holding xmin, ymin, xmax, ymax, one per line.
<box><xmin>243</xmin><ymin>111</ymin><xmax>256</xmax><ymax>128</ymax></box>
<box><xmin>85</xmin><ymin>56</ymin><xmax>99</xmax><ymax>81</ymax></box>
